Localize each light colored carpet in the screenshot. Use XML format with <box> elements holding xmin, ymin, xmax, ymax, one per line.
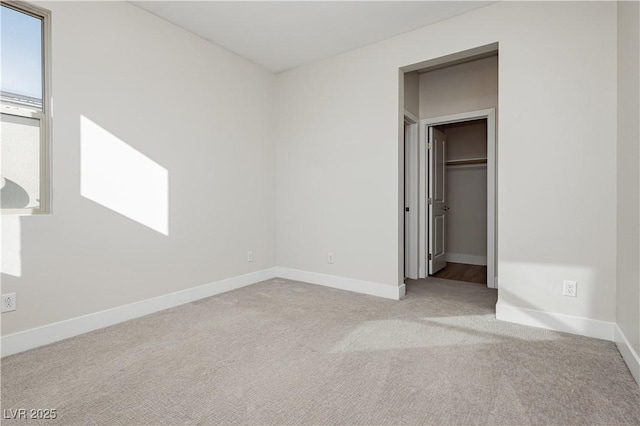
<box><xmin>2</xmin><ymin>277</ymin><xmax>639</xmax><ymax>425</ymax></box>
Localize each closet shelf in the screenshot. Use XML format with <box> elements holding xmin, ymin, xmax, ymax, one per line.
<box><xmin>446</xmin><ymin>158</ymin><xmax>487</xmax><ymax>166</ymax></box>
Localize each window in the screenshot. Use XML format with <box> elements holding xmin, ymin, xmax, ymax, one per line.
<box><xmin>1</xmin><ymin>1</ymin><xmax>50</xmax><ymax>214</ymax></box>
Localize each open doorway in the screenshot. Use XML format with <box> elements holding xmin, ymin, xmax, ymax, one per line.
<box><xmin>427</xmin><ymin>118</ymin><xmax>493</xmax><ymax>285</ymax></box>
<box><xmin>401</xmin><ymin>44</ymin><xmax>498</xmax><ymax>291</ymax></box>
<box><xmin>421</xmin><ymin>109</ymin><xmax>496</xmax><ymax>288</ymax></box>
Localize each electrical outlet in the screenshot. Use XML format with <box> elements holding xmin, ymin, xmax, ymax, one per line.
<box><xmin>247</xmin><ymin>251</ymin><xmax>253</xmax><ymax>262</ymax></box>
<box><xmin>328</xmin><ymin>252</ymin><xmax>334</xmax><ymax>264</ymax></box>
<box><xmin>563</xmin><ymin>280</ymin><xmax>577</xmax><ymax>297</ymax></box>
<box><xmin>1</xmin><ymin>293</ymin><xmax>16</xmax><ymax>313</ymax></box>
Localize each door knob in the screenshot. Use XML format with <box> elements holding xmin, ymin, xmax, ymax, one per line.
<box><xmin>443</xmin><ymin>206</ymin><xmax>450</xmax><ymax>211</ymax></box>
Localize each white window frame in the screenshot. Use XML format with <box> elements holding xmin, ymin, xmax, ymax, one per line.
<box><xmin>1</xmin><ymin>0</ymin><xmax>51</xmax><ymax>215</ymax></box>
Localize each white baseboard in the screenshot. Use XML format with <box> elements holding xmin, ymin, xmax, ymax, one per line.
<box><xmin>615</xmin><ymin>324</ymin><xmax>640</xmax><ymax>386</ymax></box>
<box><xmin>1</xmin><ymin>268</ymin><xmax>277</xmax><ymax>357</ymax></box>
<box><xmin>1</xmin><ymin>267</ymin><xmax>406</xmax><ymax>357</ymax></box>
<box><xmin>446</xmin><ymin>253</ymin><xmax>487</xmax><ymax>266</ymax></box>
<box><xmin>496</xmin><ymin>302</ymin><xmax>615</xmax><ymax>341</ymax></box>
<box><xmin>275</xmin><ymin>267</ymin><xmax>405</xmax><ymax>300</ymax></box>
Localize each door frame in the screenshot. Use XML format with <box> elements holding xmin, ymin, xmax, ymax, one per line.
<box><xmin>419</xmin><ymin>108</ymin><xmax>497</xmax><ymax>288</ymax></box>
<box><xmin>404</xmin><ymin>111</ymin><xmax>419</xmax><ymax>279</ymax></box>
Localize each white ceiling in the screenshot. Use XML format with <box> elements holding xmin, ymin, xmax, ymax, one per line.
<box><xmin>130</xmin><ymin>1</ymin><xmax>495</xmax><ymax>73</ymax></box>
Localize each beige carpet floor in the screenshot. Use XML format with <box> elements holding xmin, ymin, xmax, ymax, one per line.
<box><xmin>1</xmin><ymin>277</ymin><xmax>639</xmax><ymax>425</ymax></box>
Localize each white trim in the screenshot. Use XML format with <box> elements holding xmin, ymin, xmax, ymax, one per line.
<box><xmin>496</xmin><ymin>302</ymin><xmax>615</xmax><ymax>341</ymax></box>
<box><xmin>402</xmin><ymin>43</ymin><xmax>498</xmax><ymax>74</ymax></box>
<box><xmin>404</xmin><ymin>113</ymin><xmax>419</xmax><ymax>279</ymax></box>
<box><xmin>419</xmin><ymin>109</ymin><xmax>497</xmax><ymax>289</ymax></box>
<box><xmin>1</xmin><ymin>268</ymin><xmax>277</xmax><ymax>357</ymax></box>
<box><xmin>403</xmin><ymin>109</ymin><xmax>418</xmax><ymax>124</ymax></box>
<box><xmin>275</xmin><ymin>267</ymin><xmax>405</xmax><ymax>300</ymax></box>
<box><xmin>1</xmin><ymin>268</ymin><xmax>408</xmax><ymax>357</ymax></box>
<box><xmin>445</xmin><ymin>253</ymin><xmax>487</xmax><ymax>266</ymax></box>
<box><xmin>615</xmin><ymin>324</ymin><xmax>640</xmax><ymax>386</ymax></box>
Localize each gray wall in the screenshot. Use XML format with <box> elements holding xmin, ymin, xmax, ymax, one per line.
<box><xmin>403</xmin><ymin>72</ymin><xmax>419</xmax><ymax>118</ymax></box>
<box><xmin>419</xmin><ymin>56</ymin><xmax>497</xmax><ymax>120</ymax></box>
<box><xmin>616</xmin><ymin>0</ymin><xmax>640</xmax><ymax>379</ymax></box>
<box><xmin>1</xmin><ymin>1</ymin><xmax>276</xmax><ymax>335</ymax></box>
<box><xmin>277</xmin><ymin>1</ymin><xmax>617</xmax><ymax>322</ymax></box>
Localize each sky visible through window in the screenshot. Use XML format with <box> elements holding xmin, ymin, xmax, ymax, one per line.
<box><xmin>1</xmin><ymin>5</ymin><xmax>42</xmax><ymax>101</ymax></box>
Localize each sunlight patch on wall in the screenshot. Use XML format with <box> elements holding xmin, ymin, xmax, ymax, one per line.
<box><xmin>80</xmin><ymin>116</ymin><xmax>168</xmax><ymax>235</ymax></box>
<box><xmin>498</xmin><ymin>261</ymin><xmax>597</xmax><ymax>309</ymax></box>
<box><xmin>1</xmin><ymin>216</ymin><xmax>22</xmax><ymax>277</ymax></box>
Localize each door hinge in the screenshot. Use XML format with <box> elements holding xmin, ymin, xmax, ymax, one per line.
<box><xmin>427</xmin><ymin>142</ymin><xmax>432</xmax><ymax>149</ymax></box>
<box><xmin>405</xmin><ymin>207</ymin><xmax>409</xmax><ymax>212</ymax></box>
<box><xmin>428</xmin><ymin>198</ymin><xmax>432</xmax><ymax>205</ymax></box>
<box><xmin>428</xmin><ymin>253</ymin><xmax>432</xmax><ymax>261</ymax></box>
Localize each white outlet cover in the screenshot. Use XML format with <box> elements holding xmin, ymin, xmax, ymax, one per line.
<box><xmin>563</xmin><ymin>280</ymin><xmax>577</xmax><ymax>297</ymax></box>
<box><xmin>1</xmin><ymin>293</ymin><xmax>16</xmax><ymax>313</ymax></box>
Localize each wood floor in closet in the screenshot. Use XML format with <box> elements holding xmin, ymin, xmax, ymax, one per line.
<box><xmin>432</xmin><ymin>262</ymin><xmax>487</xmax><ymax>285</ymax></box>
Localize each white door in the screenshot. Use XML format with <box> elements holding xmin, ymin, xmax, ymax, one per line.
<box><xmin>428</xmin><ymin>127</ymin><xmax>447</xmax><ymax>274</ymax></box>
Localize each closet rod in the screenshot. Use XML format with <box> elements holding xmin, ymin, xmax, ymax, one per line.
<box><xmin>446</xmin><ymin>158</ymin><xmax>487</xmax><ymax>166</ymax></box>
